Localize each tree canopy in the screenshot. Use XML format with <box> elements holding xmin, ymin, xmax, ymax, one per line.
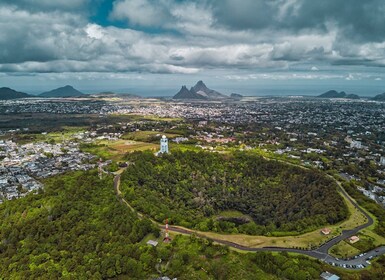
<box><xmin>121</xmin><ymin>151</ymin><xmax>348</xmax><ymax>235</ymax></box>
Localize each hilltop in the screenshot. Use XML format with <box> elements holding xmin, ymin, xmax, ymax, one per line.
<box><xmin>317</xmin><ymin>90</ymin><xmax>360</xmax><ymax>99</ymax></box>
<box><xmin>39</xmin><ymin>85</ymin><xmax>84</xmax><ymax>98</ymax></box>
<box><xmin>373</xmin><ymin>92</ymin><xmax>385</xmax><ymax>101</ymax></box>
<box><xmin>174</xmin><ymin>81</ymin><xmax>228</xmax><ymax>100</ymax></box>
<box><xmin>0</xmin><ymin>87</ymin><xmax>31</xmax><ymax>100</ymax></box>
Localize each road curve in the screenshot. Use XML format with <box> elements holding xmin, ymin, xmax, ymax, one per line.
<box><xmin>113</xmin><ymin>170</ymin><xmax>384</xmax><ymax>270</ymax></box>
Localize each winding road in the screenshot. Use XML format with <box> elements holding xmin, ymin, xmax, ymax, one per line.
<box><xmin>113</xmin><ymin>171</ymin><xmax>385</xmax><ymax>270</ymax></box>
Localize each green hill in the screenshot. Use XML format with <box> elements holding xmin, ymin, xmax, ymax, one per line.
<box><xmin>0</xmin><ymin>170</ymin><xmax>308</xmax><ymax>279</ymax></box>
<box><xmin>0</xmin><ymin>87</ymin><xmax>30</xmax><ymax>100</ymax></box>
<box><xmin>120</xmin><ymin>151</ymin><xmax>348</xmax><ymax>235</ymax></box>
<box><xmin>373</xmin><ymin>92</ymin><xmax>385</xmax><ymax>101</ymax></box>
<box><xmin>39</xmin><ymin>85</ymin><xmax>84</xmax><ymax>98</ymax></box>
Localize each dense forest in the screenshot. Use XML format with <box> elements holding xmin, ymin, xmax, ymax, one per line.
<box><xmin>121</xmin><ymin>151</ymin><xmax>348</xmax><ymax>235</ymax></box>
<box><xmin>1</xmin><ymin>169</ymin><xmax>384</xmax><ymax>279</ymax></box>
<box><xmin>0</xmin><ymin>171</ymin><xmax>159</xmax><ymax>278</ymax></box>
<box><xmin>0</xmin><ymin>170</ymin><xmax>332</xmax><ymax>279</ymax></box>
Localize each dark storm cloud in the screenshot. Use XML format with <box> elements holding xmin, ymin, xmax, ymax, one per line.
<box><xmin>212</xmin><ymin>0</ymin><xmax>385</xmax><ymax>42</ymax></box>
<box><xmin>1</xmin><ymin>0</ymin><xmax>385</xmax><ymax>80</ymax></box>
<box><xmin>1</xmin><ymin>0</ymin><xmax>91</xmax><ymax>12</ymax></box>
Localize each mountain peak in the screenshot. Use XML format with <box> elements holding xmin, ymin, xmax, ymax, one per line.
<box><xmin>0</xmin><ymin>87</ymin><xmax>30</xmax><ymax>100</ymax></box>
<box><xmin>196</xmin><ymin>80</ymin><xmax>205</xmax><ymax>86</ymax></box>
<box><xmin>173</xmin><ymin>80</ymin><xmax>228</xmax><ymax>100</ymax></box>
<box><xmin>39</xmin><ymin>85</ymin><xmax>84</xmax><ymax>98</ymax></box>
<box><xmin>317</xmin><ymin>90</ymin><xmax>360</xmax><ymax>99</ymax></box>
<box><xmin>174</xmin><ymin>85</ymin><xmax>205</xmax><ymax>99</ymax></box>
<box><xmin>373</xmin><ymin>92</ymin><xmax>385</xmax><ymax>101</ymax></box>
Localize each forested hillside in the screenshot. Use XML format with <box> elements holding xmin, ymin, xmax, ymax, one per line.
<box><xmin>121</xmin><ymin>151</ymin><xmax>348</xmax><ymax>235</ymax></box>
<box><xmin>0</xmin><ymin>171</ymin><xmax>159</xmax><ymax>278</ymax></box>
<box><xmin>0</xmin><ymin>170</ymin><xmax>331</xmax><ymax>279</ymax></box>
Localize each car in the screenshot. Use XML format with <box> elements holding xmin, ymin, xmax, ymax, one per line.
<box><xmin>366</xmin><ymin>260</ymin><xmax>371</xmax><ymax>265</ymax></box>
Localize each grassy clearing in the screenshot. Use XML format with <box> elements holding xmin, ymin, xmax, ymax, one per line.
<box><xmin>85</xmin><ymin>139</ymin><xmax>158</xmax><ymax>161</ymax></box>
<box><xmin>217</xmin><ymin>210</ymin><xmax>246</xmax><ymax>218</ymax></box>
<box><xmin>330</xmin><ymin>241</ymin><xmax>361</xmax><ymax>259</ymax></box>
<box><xmin>122</xmin><ymin>131</ymin><xmax>180</xmax><ymax>142</ymax></box>
<box><xmin>13</xmin><ymin>127</ymin><xmax>86</xmax><ymax>144</ymax></box>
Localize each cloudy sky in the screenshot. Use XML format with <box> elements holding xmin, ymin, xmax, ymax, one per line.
<box><xmin>1</xmin><ymin>0</ymin><xmax>385</xmax><ymax>96</ymax></box>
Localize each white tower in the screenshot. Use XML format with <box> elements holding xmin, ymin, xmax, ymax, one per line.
<box><xmin>160</xmin><ymin>135</ymin><xmax>169</xmax><ymax>154</ymax></box>
<box><xmin>380</xmin><ymin>156</ymin><xmax>385</xmax><ymax>166</ymax></box>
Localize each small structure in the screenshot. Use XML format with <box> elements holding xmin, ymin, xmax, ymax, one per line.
<box><xmin>321</xmin><ymin>228</ymin><xmax>331</xmax><ymax>235</ymax></box>
<box><xmin>320</xmin><ymin>271</ymin><xmax>340</xmax><ymax>280</ymax></box>
<box><xmin>350</xmin><ymin>140</ymin><xmax>362</xmax><ymax>149</ymax></box>
<box><xmin>349</xmin><ymin>235</ymin><xmax>360</xmax><ymax>244</ymax></box>
<box><xmin>380</xmin><ymin>156</ymin><xmax>385</xmax><ymax>166</ymax></box>
<box><xmin>163</xmin><ymin>218</ymin><xmax>171</xmax><ymax>243</ymax></box>
<box><xmin>156</xmin><ymin>135</ymin><xmax>169</xmax><ymax>156</ymax></box>
<box><xmin>98</xmin><ymin>158</ymin><xmax>103</xmax><ymax>179</ymax></box>
<box><xmin>146</xmin><ymin>240</ymin><xmax>158</xmax><ymax>247</ymax></box>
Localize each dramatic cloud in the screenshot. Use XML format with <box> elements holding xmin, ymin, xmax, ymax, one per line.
<box><xmin>0</xmin><ymin>0</ymin><xmax>385</xmax><ymax>94</ymax></box>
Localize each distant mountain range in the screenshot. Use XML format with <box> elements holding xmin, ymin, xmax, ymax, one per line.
<box><xmin>1</xmin><ymin>84</ymin><xmax>385</xmax><ymax>101</ymax></box>
<box><xmin>174</xmin><ymin>81</ymin><xmax>229</xmax><ymax>100</ymax></box>
<box><xmin>39</xmin><ymin>85</ymin><xmax>84</xmax><ymax>98</ymax></box>
<box><xmin>317</xmin><ymin>90</ymin><xmax>360</xmax><ymax>99</ymax></box>
<box><xmin>0</xmin><ymin>87</ymin><xmax>31</xmax><ymax>100</ymax></box>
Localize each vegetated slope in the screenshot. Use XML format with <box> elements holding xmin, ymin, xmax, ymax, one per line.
<box><xmin>0</xmin><ymin>87</ymin><xmax>30</xmax><ymax>100</ymax></box>
<box><xmin>317</xmin><ymin>90</ymin><xmax>360</xmax><ymax>99</ymax></box>
<box><xmin>121</xmin><ymin>151</ymin><xmax>348</xmax><ymax>235</ymax></box>
<box><xmin>0</xmin><ymin>170</ymin><xmax>302</xmax><ymax>279</ymax></box>
<box><xmin>372</xmin><ymin>92</ymin><xmax>385</xmax><ymax>101</ymax></box>
<box><xmin>39</xmin><ymin>85</ymin><xmax>84</xmax><ymax>98</ymax></box>
<box><xmin>0</xmin><ymin>171</ymin><xmax>159</xmax><ymax>279</ymax></box>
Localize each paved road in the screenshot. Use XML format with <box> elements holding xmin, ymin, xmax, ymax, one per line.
<box><xmin>113</xmin><ymin>171</ymin><xmax>384</xmax><ymax>270</ymax></box>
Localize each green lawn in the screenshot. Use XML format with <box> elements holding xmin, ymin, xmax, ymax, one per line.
<box><xmin>122</xmin><ymin>130</ymin><xmax>180</xmax><ymax>142</ymax></box>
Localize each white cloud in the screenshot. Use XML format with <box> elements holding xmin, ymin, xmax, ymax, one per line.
<box><xmin>1</xmin><ymin>0</ymin><xmax>385</xmax><ymax>81</ymax></box>
<box><xmin>110</xmin><ymin>0</ymin><xmax>170</xmax><ymax>27</ymax></box>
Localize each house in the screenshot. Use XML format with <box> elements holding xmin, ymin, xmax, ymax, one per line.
<box><xmin>349</xmin><ymin>236</ymin><xmax>360</xmax><ymax>244</ymax></box>
<box><xmin>146</xmin><ymin>240</ymin><xmax>159</xmax><ymax>247</ymax></box>
<box><xmin>320</xmin><ymin>271</ymin><xmax>340</xmax><ymax>280</ymax></box>
<box><xmin>321</xmin><ymin>228</ymin><xmax>331</xmax><ymax>235</ymax></box>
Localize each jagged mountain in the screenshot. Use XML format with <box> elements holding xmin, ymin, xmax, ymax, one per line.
<box><xmin>373</xmin><ymin>92</ymin><xmax>385</xmax><ymax>101</ymax></box>
<box><xmin>190</xmin><ymin>80</ymin><xmax>228</xmax><ymax>99</ymax></box>
<box><xmin>0</xmin><ymin>87</ymin><xmax>31</xmax><ymax>100</ymax></box>
<box><xmin>230</xmin><ymin>93</ymin><xmax>243</xmax><ymax>100</ymax></box>
<box><xmin>174</xmin><ymin>85</ymin><xmax>206</xmax><ymax>99</ymax></box>
<box><xmin>318</xmin><ymin>90</ymin><xmax>360</xmax><ymax>99</ymax></box>
<box><xmin>173</xmin><ymin>81</ymin><xmax>228</xmax><ymax>100</ymax></box>
<box><xmin>39</xmin><ymin>85</ymin><xmax>84</xmax><ymax>98</ymax></box>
